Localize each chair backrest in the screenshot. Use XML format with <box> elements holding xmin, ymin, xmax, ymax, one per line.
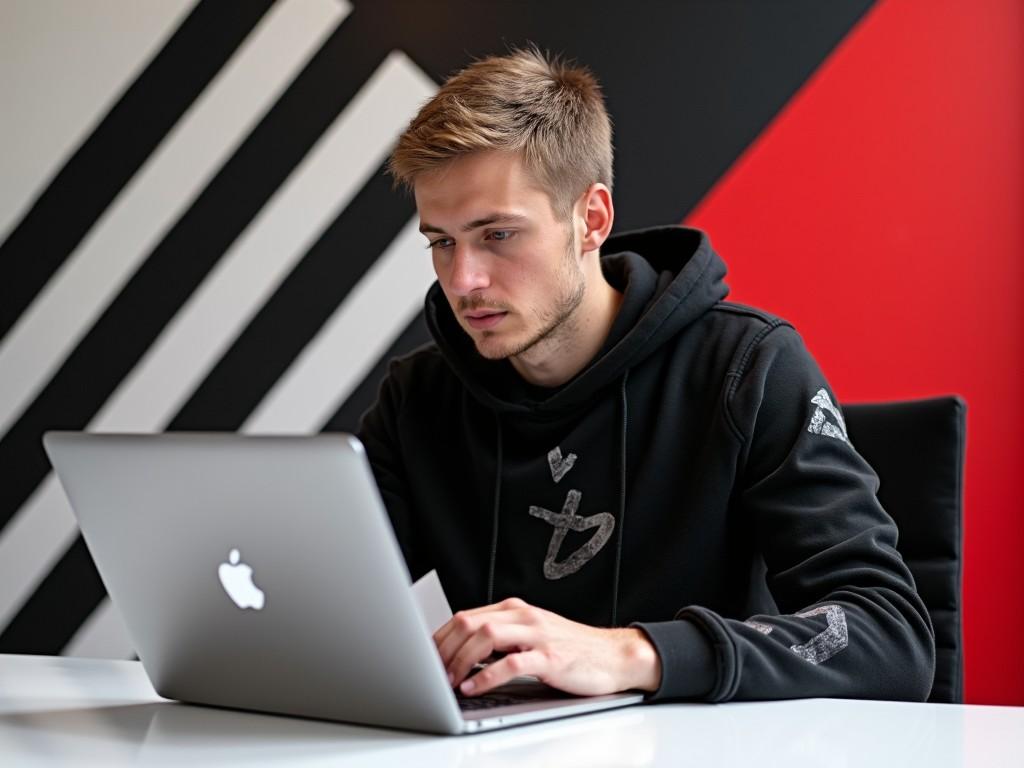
<box><xmin>843</xmin><ymin>396</ymin><xmax>966</xmax><ymax>703</ymax></box>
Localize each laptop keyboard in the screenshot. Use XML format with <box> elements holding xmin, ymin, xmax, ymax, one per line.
<box><xmin>457</xmin><ymin>692</ymin><xmax>539</xmax><ymax>711</ymax></box>
<box><xmin>455</xmin><ymin>680</ymin><xmax>576</xmax><ymax>711</ymax></box>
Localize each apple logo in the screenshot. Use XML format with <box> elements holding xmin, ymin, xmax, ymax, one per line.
<box><xmin>218</xmin><ymin>549</ymin><xmax>265</xmax><ymax>610</ymax></box>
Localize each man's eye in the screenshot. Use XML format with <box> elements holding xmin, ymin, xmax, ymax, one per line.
<box><xmin>426</xmin><ymin>238</ymin><xmax>453</xmax><ymax>250</ymax></box>
<box><xmin>488</xmin><ymin>230</ymin><xmax>514</xmax><ymax>242</ymax></box>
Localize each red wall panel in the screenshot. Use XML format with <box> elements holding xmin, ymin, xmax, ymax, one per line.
<box><xmin>686</xmin><ymin>0</ymin><xmax>1023</xmax><ymax>704</ymax></box>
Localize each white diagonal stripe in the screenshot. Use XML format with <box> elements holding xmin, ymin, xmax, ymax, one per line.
<box><xmin>0</xmin><ymin>0</ymin><xmax>350</xmax><ymax>439</ymax></box>
<box><xmin>0</xmin><ymin>0</ymin><xmax>197</xmax><ymax>240</ymax></box>
<box><xmin>60</xmin><ymin>592</ymin><xmax>133</xmax><ymax>660</ymax></box>
<box><xmin>58</xmin><ymin>56</ymin><xmax>439</xmax><ymax>659</ymax></box>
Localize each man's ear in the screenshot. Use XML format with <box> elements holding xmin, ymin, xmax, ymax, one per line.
<box><xmin>578</xmin><ymin>183</ymin><xmax>614</xmax><ymax>254</ymax></box>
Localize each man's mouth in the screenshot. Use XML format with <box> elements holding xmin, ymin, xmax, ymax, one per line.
<box><xmin>464</xmin><ymin>311</ymin><xmax>508</xmax><ymax>330</ymax></box>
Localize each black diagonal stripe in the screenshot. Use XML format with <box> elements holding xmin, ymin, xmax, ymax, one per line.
<box><xmin>0</xmin><ymin>167</ymin><xmax>413</xmax><ymax>653</ymax></box>
<box><xmin>170</xmin><ymin>162</ymin><xmax>415</xmax><ymax>431</ymax></box>
<box><xmin>0</xmin><ymin>0</ymin><xmax>276</xmax><ymax>340</ymax></box>
<box><xmin>321</xmin><ymin>310</ymin><xmax>431</xmax><ymax>434</ymax></box>
<box><xmin>0</xmin><ymin>11</ymin><xmax>391</xmax><ymax>538</ymax></box>
<box><xmin>0</xmin><ymin>538</ymin><xmax>103</xmax><ymax>655</ymax></box>
<box><xmin>386</xmin><ymin>0</ymin><xmax>874</xmax><ymax>229</ymax></box>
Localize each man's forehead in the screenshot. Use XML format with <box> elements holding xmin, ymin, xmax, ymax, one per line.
<box><xmin>413</xmin><ymin>151</ymin><xmax>556</xmax><ymax>232</ymax></box>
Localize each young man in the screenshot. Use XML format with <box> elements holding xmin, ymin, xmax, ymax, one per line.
<box><xmin>357</xmin><ymin>45</ymin><xmax>935</xmax><ymax>703</ymax></box>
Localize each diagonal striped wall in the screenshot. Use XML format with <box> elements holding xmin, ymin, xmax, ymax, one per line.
<box><xmin>0</xmin><ymin>0</ymin><xmax>437</xmax><ymax>658</ymax></box>
<box><xmin>3</xmin><ymin>0</ymin><xmax>906</xmax><ymax>668</ymax></box>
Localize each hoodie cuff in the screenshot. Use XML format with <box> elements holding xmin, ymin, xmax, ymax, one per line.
<box><xmin>630</xmin><ymin>618</ymin><xmax>717</xmax><ymax>701</ymax></box>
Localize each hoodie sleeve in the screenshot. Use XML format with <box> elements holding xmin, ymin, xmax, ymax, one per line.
<box><xmin>638</xmin><ymin>322</ymin><xmax>936</xmax><ymax>703</ymax></box>
<box><xmin>355</xmin><ymin>359</ymin><xmax>421</xmax><ymax>574</ymax></box>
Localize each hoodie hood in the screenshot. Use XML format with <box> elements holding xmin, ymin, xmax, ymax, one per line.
<box><xmin>425</xmin><ymin>224</ymin><xmax>729</xmax><ymax>414</ymax></box>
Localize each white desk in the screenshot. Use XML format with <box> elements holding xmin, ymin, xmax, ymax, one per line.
<box><xmin>1</xmin><ymin>654</ymin><xmax>1021</xmax><ymax>766</ymax></box>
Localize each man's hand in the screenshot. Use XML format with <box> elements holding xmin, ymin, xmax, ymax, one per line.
<box><xmin>432</xmin><ymin>597</ymin><xmax>662</xmax><ymax>697</ymax></box>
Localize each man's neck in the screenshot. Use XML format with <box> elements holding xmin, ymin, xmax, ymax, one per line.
<box><xmin>509</xmin><ymin>258</ymin><xmax>623</xmax><ymax>388</ymax></box>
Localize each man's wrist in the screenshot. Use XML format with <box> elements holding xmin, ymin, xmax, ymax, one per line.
<box><xmin>617</xmin><ymin>627</ymin><xmax>663</xmax><ymax>692</ymax></box>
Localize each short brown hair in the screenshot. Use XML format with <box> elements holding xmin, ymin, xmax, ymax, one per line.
<box><xmin>387</xmin><ymin>43</ymin><xmax>613</xmax><ymax>223</ymax></box>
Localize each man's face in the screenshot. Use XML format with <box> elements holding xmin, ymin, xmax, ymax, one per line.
<box><xmin>415</xmin><ymin>151</ymin><xmax>586</xmax><ymax>361</ymax></box>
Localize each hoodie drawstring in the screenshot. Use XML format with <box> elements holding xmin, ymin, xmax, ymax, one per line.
<box><xmin>484</xmin><ymin>372</ymin><xmax>630</xmax><ymax>622</ymax></box>
<box><xmin>486</xmin><ymin>412</ymin><xmax>503</xmax><ymax>605</ymax></box>
<box><xmin>610</xmin><ymin>370</ymin><xmax>629</xmax><ymax>627</ymax></box>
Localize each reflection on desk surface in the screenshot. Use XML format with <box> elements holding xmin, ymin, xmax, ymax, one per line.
<box><xmin>1</xmin><ymin>655</ymin><xmax>1023</xmax><ymax>767</ymax></box>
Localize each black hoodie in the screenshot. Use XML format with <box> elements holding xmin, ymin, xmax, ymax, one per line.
<box><xmin>357</xmin><ymin>224</ymin><xmax>936</xmax><ymax>702</ymax></box>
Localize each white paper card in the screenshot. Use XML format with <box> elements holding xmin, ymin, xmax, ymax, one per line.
<box><xmin>411</xmin><ymin>569</ymin><xmax>453</xmax><ymax>633</ymax></box>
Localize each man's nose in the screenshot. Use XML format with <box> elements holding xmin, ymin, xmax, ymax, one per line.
<box><xmin>446</xmin><ymin>244</ymin><xmax>491</xmax><ymax>296</ymax></box>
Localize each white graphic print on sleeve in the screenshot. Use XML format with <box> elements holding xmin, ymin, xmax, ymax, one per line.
<box><xmin>547</xmin><ymin>446</ymin><xmax>577</xmax><ymax>483</ymax></box>
<box><xmin>806</xmin><ymin>388</ymin><xmax>849</xmax><ymax>443</ymax></box>
<box><xmin>743</xmin><ymin>604</ymin><xmax>849</xmax><ymax>665</ymax></box>
<box><xmin>744</xmin><ymin>619</ymin><xmax>775</xmax><ymax>635</ymax></box>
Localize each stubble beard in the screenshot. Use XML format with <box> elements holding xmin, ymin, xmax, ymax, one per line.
<box><xmin>476</xmin><ymin>225</ymin><xmax>586</xmax><ymax>361</ymax></box>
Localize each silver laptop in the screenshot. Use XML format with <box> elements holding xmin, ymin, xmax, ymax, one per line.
<box><xmin>42</xmin><ymin>431</ymin><xmax>644</xmax><ymax>734</ymax></box>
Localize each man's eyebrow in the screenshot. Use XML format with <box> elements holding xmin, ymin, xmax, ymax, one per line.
<box><xmin>418</xmin><ymin>212</ymin><xmax>528</xmax><ymax>235</ymax></box>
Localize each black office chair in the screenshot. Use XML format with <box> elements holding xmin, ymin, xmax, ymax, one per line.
<box><xmin>843</xmin><ymin>396</ymin><xmax>966</xmax><ymax>703</ymax></box>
